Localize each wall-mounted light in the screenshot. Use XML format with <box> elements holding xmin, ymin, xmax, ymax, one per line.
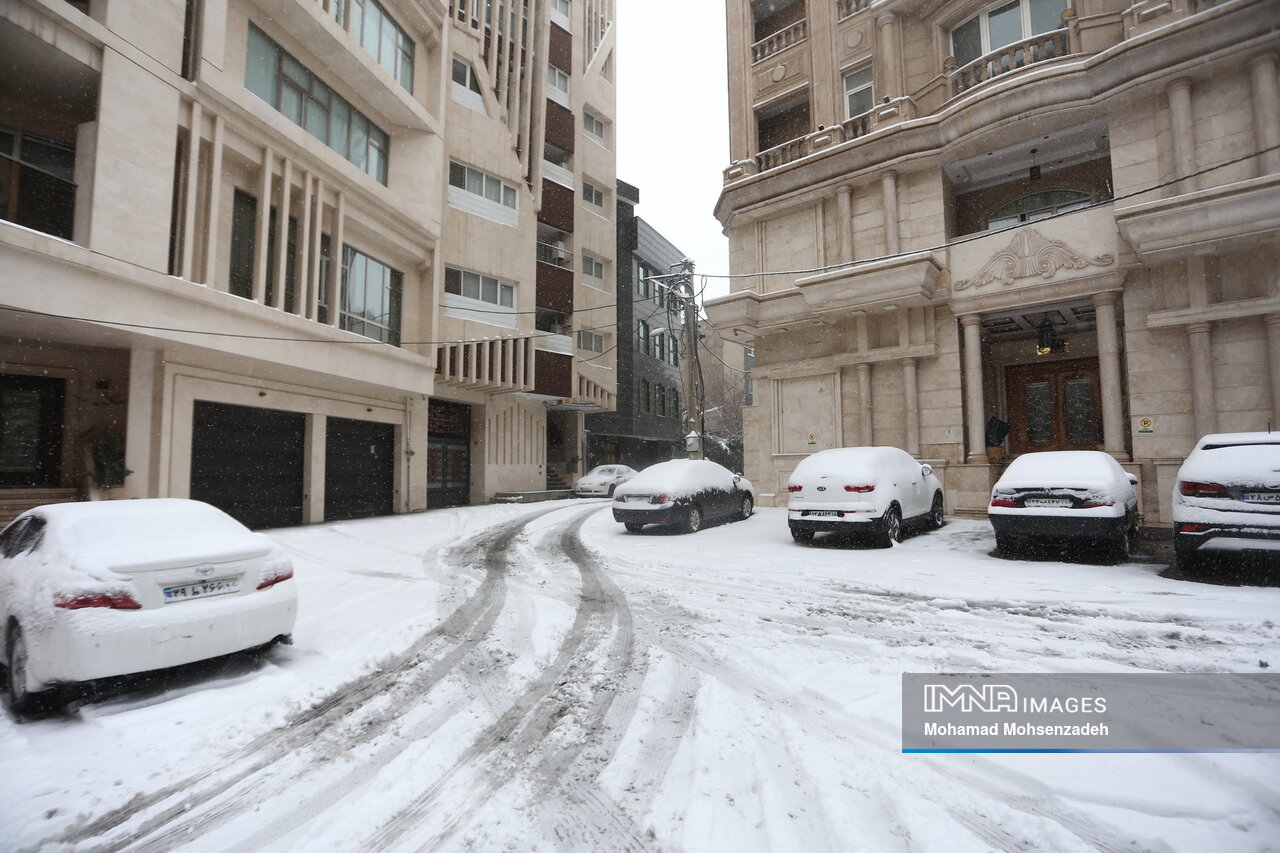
<box><xmin>1035</xmin><ymin>316</ymin><xmax>1068</xmax><ymax>356</ymax></box>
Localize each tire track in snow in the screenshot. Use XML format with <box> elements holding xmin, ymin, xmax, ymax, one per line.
<box><xmin>361</xmin><ymin>508</ymin><xmax>653</xmax><ymax>852</ymax></box>
<box><xmin>36</xmin><ymin>504</ymin><xmax>570</xmax><ymax>853</ymax></box>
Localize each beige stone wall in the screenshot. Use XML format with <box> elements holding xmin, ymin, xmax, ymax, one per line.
<box><xmin>480</xmin><ymin>396</ymin><xmax>548</xmax><ymax>496</ymax></box>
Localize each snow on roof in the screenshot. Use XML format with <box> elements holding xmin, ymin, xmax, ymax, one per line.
<box><xmin>791</xmin><ymin>447</ymin><xmax>903</xmax><ymax>484</ymax></box>
<box><xmin>616</xmin><ymin>459</ymin><xmax>736</xmax><ymax>498</ymax></box>
<box><xmin>1179</xmin><ymin>441</ymin><xmax>1280</xmax><ymax>487</ymax></box>
<box><xmin>1195</xmin><ymin>432</ymin><xmax>1280</xmax><ymax>449</ymax></box>
<box><xmin>995</xmin><ymin>451</ymin><xmax>1127</xmax><ymax>491</ymax></box>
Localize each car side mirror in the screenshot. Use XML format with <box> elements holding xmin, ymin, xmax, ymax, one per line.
<box><xmin>1126</xmin><ymin>473</ymin><xmax>1138</xmax><ymax>485</ymax></box>
<box><xmin>921</xmin><ymin>464</ymin><xmax>933</xmax><ymax>477</ymax></box>
<box><xmin>733</xmin><ymin>475</ymin><xmax>741</xmax><ymax>484</ymax></box>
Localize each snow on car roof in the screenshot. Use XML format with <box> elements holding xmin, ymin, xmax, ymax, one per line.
<box><xmin>1179</xmin><ymin>441</ymin><xmax>1280</xmax><ymax>486</ymax></box>
<box><xmin>995</xmin><ymin>451</ymin><xmax>1125</xmax><ymax>490</ymax></box>
<box><xmin>32</xmin><ymin>499</ymin><xmax>259</xmax><ymax>554</ymax></box>
<box><xmin>1195</xmin><ymin>431</ymin><xmax>1280</xmax><ymax>449</ymax></box>
<box><xmin>617</xmin><ymin>459</ymin><xmax>736</xmax><ymax>497</ymax></box>
<box><xmin>791</xmin><ymin>447</ymin><xmax>903</xmax><ymax>482</ymax></box>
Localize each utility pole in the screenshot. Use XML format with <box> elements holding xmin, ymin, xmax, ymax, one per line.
<box><xmin>675</xmin><ymin>258</ymin><xmax>703</xmax><ymax>460</ymax></box>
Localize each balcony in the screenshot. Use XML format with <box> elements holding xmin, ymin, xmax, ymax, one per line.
<box><xmin>752</xmin><ymin>20</ymin><xmax>806</xmax><ymax>63</ymax></box>
<box><xmin>436</xmin><ymin>335</ymin><xmax>535</xmax><ymax>393</ymax></box>
<box><xmin>836</xmin><ymin>0</ymin><xmax>870</xmax><ymax>21</ymax></box>
<box><xmin>948</xmin><ymin>29</ymin><xmax>1070</xmax><ymax>97</ymax></box>
<box><xmin>796</xmin><ymin>251</ymin><xmax>943</xmax><ymax>317</ymax></box>
<box><xmin>536</xmin><ymin>242</ymin><xmax>575</xmax><ymax>313</ymax></box>
<box><xmin>0</xmin><ymin>153</ymin><xmax>75</xmax><ymax>241</ymax></box>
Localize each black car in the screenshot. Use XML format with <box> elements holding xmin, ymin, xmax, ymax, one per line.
<box><xmin>612</xmin><ymin>459</ymin><xmax>755</xmax><ymax>534</ymax></box>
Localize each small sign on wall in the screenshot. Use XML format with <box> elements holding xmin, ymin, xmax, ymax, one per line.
<box><xmin>1137</xmin><ymin>417</ymin><xmax>1155</xmax><ymax>435</ymax></box>
<box><xmin>808</xmin><ymin>432</ymin><xmax>817</xmax><ymax>445</ymax></box>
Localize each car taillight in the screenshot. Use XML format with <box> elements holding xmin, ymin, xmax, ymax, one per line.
<box><xmin>1178</xmin><ymin>522</ymin><xmax>1212</xmax><ymax>533</ymax></box>
<box><xmin>990</xmin><ymin>498</ymin><xmax>1017</xmax><ymax>508</ymax></box>
<box><xmin>55</xmin><ymin>592</ymin><xmax>141</xmax><ymax>610</ymax></box>
<box><xmin>1081</xmin><ymin>499</ymin><xmax>1115</xmax><ymax>508</ymax></box>
<box><xmin>788</xmin><ymin>485</ymin><xmax>803</xmax><ymax>493</ymax></box>
<box><xmin>1179</xmin><ymin>481</ymin><xmax>1227</xmax><ymax>498</ymax></box>
<box><xmin>257</xmin><ymin>568</ymin><xmax>294</xmax><ymax>590</ymax></box>
<box><xmin>844</xmin><ymin>485</ymin><xmax>874</xmax><ymax>493</ymax></box>
<box><xmin>651</xmin><ymin>494</ymin><xmax>670</xmax><ymax>505</ymax></box>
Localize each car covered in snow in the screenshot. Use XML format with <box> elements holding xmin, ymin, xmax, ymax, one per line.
<box><xmin>1</xmin><ymin>499</ymin><xmax>297</xmax><ymax>715</ymax></box>
<box><xmin>612</xmin><ymin>459</ymin><xmax>754</xmax><ymax>534</ymax></box>
<box><xmin>574</xmin><ymin>464</ymin><xmax>639</xmax><ymax>497</ymax></box>
<box><xmin>787</xmin><ymin>447</ymin><xmax>945</xmax><ymax>546</ymax></box>
<box><xmin>988</xmin><ymin>451</ymin><xmax>1138</xmax><ymax>559</ymax></box>
<box><xmin>1172</xmin><ymin>432</ymin><xmax>1280</xmax><ymax>572</ymax></box>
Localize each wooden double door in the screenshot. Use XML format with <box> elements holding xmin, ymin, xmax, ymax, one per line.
<box><xmin>1006</xmin><ymin>358</ymin><xmax>1102</xmax><ymax>455</ymax></box>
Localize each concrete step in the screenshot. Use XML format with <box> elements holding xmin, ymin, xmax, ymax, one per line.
<box><xmin>492</xmin><ymin>489</ymin><xmax>575</xmax><ymax>504</ymax></box>
<box><xmin>0</xmin><ymin>488</ymin><xmax>82</xmax><ymax>527</ymax></box>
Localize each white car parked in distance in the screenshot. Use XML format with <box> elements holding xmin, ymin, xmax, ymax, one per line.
<box><xmin>787</xmin><ymin>447</ymin><xmax>944</xmax><ymax>546</ymax></box>
<box><xmin>1172</xmin><ymin>432</ymin><xmax>1280</xmax><ymax>573</ymax></box>
<box><xmin>1</xmin><ymin>499</ymin><xmax>297</xmax><ymax>716</ymax></box>
<box><xmin>575</xmin><ymin>465</ymin><xmax>638</xmax><ymax>497</ymax></box>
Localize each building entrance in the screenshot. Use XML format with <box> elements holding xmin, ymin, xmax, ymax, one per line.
<box><xmin>0</xmin><ymin>374</ymin><xmax>65</xmax><ymax>487</ymax></box>
<box><xmin>1005</xmin><ymin>357</ymin><xmax>1102</xmax><ymax>455</ymax></box>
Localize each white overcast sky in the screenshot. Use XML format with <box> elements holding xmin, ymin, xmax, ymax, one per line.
<box><xmin>615</xmin><ymin>0</ymin><xmax>732</xmax><ymax>301</ymax></box>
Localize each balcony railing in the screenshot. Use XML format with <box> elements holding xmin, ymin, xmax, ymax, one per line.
<box><xmin>842</xmin><ymin>113</ymin><xmax>871</xmax><ymax>142</ymax></box>
<box><xmin>757</xmin><ymin>136</ymin><xmax>810</xmax><ymax>172</ymax></box>
<box><xmin>752</xmin><ymin>19</ymin><xmax>807</xmax><ymax>63</ymax></box>
<box><xmin>0</xmin><ymin>153</ymin><xmax>76</xmax><ymax>241</ymax></box>
<box><xmin>836</xmin><ymin>0</ymin><xmax>870</xmax><ymax>21</ymax></box>
<box><xmin>536</xmin><ymin>241</ymin><xmax>573</xmax><ymax>269</ymax></box>
<box><xmin>949</xmin><ymin>29</ymin><xmax>1070</xmax><ymax>96</ymax></box>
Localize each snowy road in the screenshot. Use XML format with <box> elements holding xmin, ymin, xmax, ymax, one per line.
<box><xmin>3</xmin><ymin>501</ymin><xmax>1279</xmax><ymax>852</ymax></box>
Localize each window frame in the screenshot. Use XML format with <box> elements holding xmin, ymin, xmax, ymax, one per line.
<box><xmin>448</xmin><ymin>160</ymin><xmax>519</xmax><ymax>210</ymax></box>
<box><xmin>950</xmin><ymin>0</ymin><xmax>1067</xmax><ymax>67</ymax></box>
<box><xmin>340</xmin><ymin>245</ymin><xmax>403</xmax><ymax>345</ymax></box>
<box><xmin>444</xmin><ymin>265</ymin><xmax>516</xmax><ymax>309</ymax></box>
<box><xmin>843</xmin><ymin>64</ymin><xmax>874</xmax><ymax>119</ymax></box>
<box><xmin>334</xmin><ymin>0</ymin><xmax>415</xmax><ymax>92</ymax></box>
<box><xmin>582</xmin><ymin>180</ymin><xmax>605</xmax><ymax>210</ymax></box>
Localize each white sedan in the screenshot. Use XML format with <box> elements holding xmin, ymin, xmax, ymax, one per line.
<box><xmin>575</xmin><ymin>465</ymin><xmax>638</xmax><ymax>497</ymax></box>
<box><xmin>787</xmin><ymin>447</ymin><xmax>944</xmax><ymax>546</ymax></box>
<box><xmin>1</xmin><ymin>499</ymin><xmax>297</xmax><ymax>716</ymax></box>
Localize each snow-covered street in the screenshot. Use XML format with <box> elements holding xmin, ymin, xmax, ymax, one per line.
<box><xmin>3</xmin><ymin>501</ymin><xmax>1279</xmax><ymax>852</ymax></box>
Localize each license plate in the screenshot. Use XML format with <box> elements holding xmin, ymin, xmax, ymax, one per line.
<box><xmin>1026</xmin><ymin>498</ymin><xmax>1073</xmax><ymax>508</ymax></box>
<box><xmin>626</xmin><ymin>495</ymin><xmax>649</xmax><ymax>503</ymax></box>
<box><xmin>163</xmin><ymin>578</ymin><xmax>241</xmax><ymax>603</ymax></box>
<box><xmin>1243</xmin><ymin>492</ymin><xmax>1280</xmax><ymax>503</ymax></box>
<box><xmin>807</xmin><ymin>510</ymin><xmax>843</xmax><ymax>517</ymax></box>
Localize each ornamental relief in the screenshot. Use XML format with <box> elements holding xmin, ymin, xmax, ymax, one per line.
<box><xmin>953</xmin><ymin>228</ymin><xmax>1114</xmax><ymax>292</ymax></box>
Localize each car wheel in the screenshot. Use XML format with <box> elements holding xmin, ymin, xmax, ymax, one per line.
<box><xmin>880</xmin><ymin>505</ymin><xmax>903</xmax><ymax>547</ymax></box>
<box><xmin>791</xmin><ymin>527</ymin><xmax>815</xmax><ymax>545</ymax></box>
<box><xmin>608</xmin><ymin>484</ymin><xmax>616</xmax><ymax>498</ymax></box>
<box><xmin>1112</xmin><ymin>521</ymin><xmax>1135</xmax><ymax>563</ymax></box>
<box><xmin>928</xmin><ymin>492</ymin><xmax>945</xmax><ymax>530</ymax></box>
<box><xmin>624</xmin><ymin>522</ymin><xmax>645</xmax><ymax>533</ymax></box>
<box><xmin>739</xmin><ymin>494</ymin><xmax>754</xmax><ymax>520</ymax></box>
<box><xmin>684</xmin><ymin>505</ymin><xmax>703</xmax><ymax>534</ymax></box>
<box><xmin>7</xmin><ymin>625</ymin><xmax>53</xmax><ymax>718</ymax></box>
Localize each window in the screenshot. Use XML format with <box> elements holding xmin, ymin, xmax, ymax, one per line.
<box><xmin>0</xmin><ymin>515</ymin><xmax>45</xmax><ymax>558</ymax></box>
<box><xmin>452</xmin><ymin>58</ymin><xmax>483</xmax><ymax>94</ymax></box>
<box><xmin>656</xmin><ymin>385</ymin><xmax>667</xmax><ymax>417</ymax></box>
<box><xmin>246</xmin><ymin>24</ymin><xmax>390</xmax><ymax>184</ymax></box>
<box><xmin>639</xmin><ymin>379</ymin><xmax>651</xmax><ymax>413</ymax></box>
<box><xmin>654</xmin><ymin>333</ymin><xmax>665</xmax><ymax>362</ymax></box>
<box><xmin>551</xmin><ymin>0</ymin><xmax>570</xmax><ymax>16</ymax></box>
<box><xmin>229</xmin><ymin>189</ymin><xmax>257</xmax><ymax>299</ymax></box>
<box><xmin>670</xmin><ymin>388</ymin><xmax>680</xmax><ymax>421</ymax></box>
<box><xmin>637</xmin><ymin>263</ymin><xmax>652</xmax><ymax>298</ymax></box>
<box><xmin>333</xmin><ymin>0</ymin><xmax>414</xmax><ymax>91</ymax></box>
<box><xmin>341</xmin><ymin>246</ymin><xmax>402</xmax><ymax>345</ymax></box>
<box><xmin>986</xmin><ymin>189</ymin><xmax>1091</xmax><ymax>230</ymax></box>
<box><xmin>637</xmin><ymin>320</ymin><xmax>651</xmax><ymax>355</ymax></box>
<box><xmin>445</xmin><ymin>266</ymin><xmax>515</xmax><ymax>308</ymax></box>
<box><xmin>583</xmin><ymin>180</ymin><xmax>605</xmax><ymax>209</ymax></box>
<box><xmin>547</xmin><ymin>63</ymin><xmax>570</xmax><ymax>106</ymax></box>
<box><xmin>583</xmin><ymin>111</ymin><xmax>606</xmax><ymax>142</ymax></box>
<box><xmin>844</xmin><ymin>66</ymin><xmax>873</xmax><ymax>118</ymax></box>
<box><xmin>449</xmin><ymin>161</ymin><xmax>518</xmax><ymax>209</ymax></box>
<box><xmin>577</xmin><ymin>330</ymin><xmax>604</xmax><ymax>352</ymax></box>
<box><xmin>668</xmin><ymin>334</ymin><xmax>680</xmax><ymax>366</ymax></box>
<box><xmin>951</xmin><ymin>0</ymin><xmax>1068</xmax><ymax>67</ymax></box>
<box><xmin>582</xmin><ymin>253</ymin><xmax>604</xmax><ymax>279</ymax></box>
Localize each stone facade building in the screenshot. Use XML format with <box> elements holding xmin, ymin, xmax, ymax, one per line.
<box><xmin>706</xmin><ymin>0</ymin><xmax>1280</xmax><ymax>522</ymax></box>
<box><xmin>0</xmin><ymin>0</ymin><xmax>616</xmax><ymax>526</ymax></box>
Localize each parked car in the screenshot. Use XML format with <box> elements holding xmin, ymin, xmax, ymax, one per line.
<box><xmin>988</xmin><ymin>450</ymin><xmax>1138</xmax><ymax>559</ymax></box>
<box><xmin>787</xmin><ymin>447</ymin><xmax>944</xmax><ymax>547</ymax></box>
<box><xmin>1172</xmin><ymin>432</ymin><xmax>1280</xmax><ymax>572</ymax></box>
<box><xmin>612</xmin><ymin>459</ymin><xmax>754</xmax><ymax>534</ymax></box>
<box><xmin>1</xmin><ymin>499</ymin><xmax>297</xmax><ymax>716</ymax></box>
<box><xmin>575</xmin><ymin>464</ymin><xmax>638</xmax><ymax>497</ymax></box>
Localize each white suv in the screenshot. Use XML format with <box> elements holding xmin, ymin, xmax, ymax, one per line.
<box><xmin>1172</xmin><ymin>432</ymin><xmax>1280</xmax><ymax>572</ymax></box>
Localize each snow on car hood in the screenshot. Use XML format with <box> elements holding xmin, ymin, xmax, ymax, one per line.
<box><xmin>614</xmin><ymin>459</ymin><xmax>748</xmax><ymax>500</ymax></box>
<box><xmin>1177</xmin><ymin>442</ymin><xmax>1280</xmax><ymax>488</ymax></box>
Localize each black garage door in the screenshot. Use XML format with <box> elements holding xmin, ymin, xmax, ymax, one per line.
<box><xmin>191</xmin><ymin>401</ymin><xmax>305</xmax><ymax>529</ymax></box>
<box><xmin>325</xmin><ymin>417</ymin><xmax>395</xmax><ymax>521</ymax></box>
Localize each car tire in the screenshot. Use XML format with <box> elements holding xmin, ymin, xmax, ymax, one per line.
<box><xmin>928</xmin><ymin>492</ymin><xmax>945</xmax><ymax>530</ymax></box>
<box><xmin>684</xmin><ymin>505</ymin><xmax>703</xmax><ymax>534</ymax></box>
<box><xmin>7</xmin><ymin>625</ymin><xmax>54</xmax><ymax>718</ymax></box>
<box><xmin>624</xmin><ymin>522</ymin><xmax>645</xmax><ymax>533</ymax></box>
<box><xmin>880</xmin><ymin>505</ymin><xmax>903</xmax><ymax>547</ymax></box>
<box><xmin>608</xmin><ymin>484</ymin><xmax>616</xmax><ymax>498</ymax></box>
<box><xmin>739</xmin><ymin>494</ymin><xmax>754</xmax><ymax>520</ymax></box>
<box><xmin>791</xmin><ymin>527</ymin><xmax>815</xmax><ymax>545</ymax></box>
<box><xmin>1111</xmin><ymin>520</ymin><xmax>1135</xmax><ymax>563</ymax></box>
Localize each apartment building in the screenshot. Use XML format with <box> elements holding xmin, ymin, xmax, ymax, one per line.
<box><xmin>706</xmin><ymin>0</ymin><xmax>1280</xmax><ymax>522</ymax></box>
<box><xmin>583</xmin><ymin>180</ymin><xmax>685</xmax><ymax>470</ymax></box>
<box><xmin>0</xmin><ymin>0</ymin><xmax>616</xmax><ymax>526</ymax></box>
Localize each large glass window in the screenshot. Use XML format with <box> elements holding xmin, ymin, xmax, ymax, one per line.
<box><xmin>452</xmin><ymin>58</ymin><xmax>483</xmax><ymax>94</ymax></box>
<box><xmin>444</xmin><ymin>266</ymin><xmax>515</xmax><ymax>307</ymax></box>
<box><xmin>229</xmin><ymin>190</ymin><xmax>257</xmax><ymax>299</ymax></box>
<box><xmin>448</xmin><ymin>161</ymin><xmax>518</xmax><ymax>209</ymax></box>
<box><xmin>577</xmin><ymin>330</ymin><xmax>604</xmax><ymax>352</ymax></box>
<box><xmin>950</xmin><ymin>0</ymin><xmax>1068</xmax><ymax>66</ymax></box>
<box><xmin>334</xmin><ymin>0</ymin><xmax>414</xmax><ymax>91</ymax></box>
<box><xmin>341</xmin><ymin>246</ymin><xmax>402</xmax><ymax>344</ymax></box>
<box><xmin>986</xmin><ymin>189</ymin><xmax>1091</xmax><ymax>230</ymax></box>
<box><xmin>246</xmin><ymin>24</ymin><xmax>390</xmax><ymax>184</ymax></box>
<box><xmin>582</xmin><ymin>180</ymin><xmax>605</xmax><ymax>209</ymax></box>
<box><xmin>843</xmin><ymin>66</ymin><xmax>873</xmax><ymax>118</ymax></box>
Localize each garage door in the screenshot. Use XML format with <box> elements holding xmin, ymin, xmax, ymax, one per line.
<box><xmin>325</xmin><ymin>417</ymin><xmax>395</xmax><ymax>521</ymax></box>
<box><xmin>191</xmin><ymin>401</ymin><xmax>305</xmax><ymax>529</ymax></box>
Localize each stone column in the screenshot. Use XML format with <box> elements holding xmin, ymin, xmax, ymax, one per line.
<box><xmin>303</xmin><ymin>414</ymin><xmax>326</xmax><ymax>524</ymax></box>
<box><xmin>881</xmin><ymin>170</ymin><xmax>899</xmax><ymax>256</ymax></box>
<box><xmin>875</xmin><ymin>12</ymin><xmax>901</xmax><ymax>100</ymax></box>
<box><xmin>180</xmin><ymin>100</ymin><xmax>201</xmax><ymax>281</ymax></box>
<box><xmin>837</xmin><ymin>184</ymin><xmax>854</xmax><ymax>263</ymax></box>
<box><xmin>1249</xmin><ymin>53</ymin><xmax>1280</xmax><ymax>176</ymax></box>
<box><xmin>1266</xmin><ymin>314</ymin><xmax>1280</xmax><ymax>428</ymax></box>
<box><xmin>273</xmin><ymin>157</ymin><xmax>292</xmax><ymax>310</ymax></box>
<box><xmin>903</xmin><ymin>357</ymin><xmax>920</xmax><ymax>456</ymax></box>
<box><xmin>1092</xmin><ymin>292</ymin><xmax>1128</xmax><ymax>459</ymax></box>
<box><xmin>202</xmin><ymin>114</ymin><xmax>224</xmax><ymax>286</ymax></box>
<box><xmin>329</xmin><ymin>191</ymin><xmax>345</xmax><ymax>326</ymax></box>
<box><xmin>961</xmin><ymin>314</ymin><xmax>988</xmax><ymax>463</ymax></box>
<box><xmin>253</xmin><ymin>146</ymin><xmax>273</xmax><ymax>304</ymax></box>
<box><xmin>1187</xmin><ymin>322</ymin><xmax>1217</xmax><ymax>439</ymax></box>
<box><xmin>1166</xmin><ymin>78</ymin><xmax>1196</xmax><ymax>188</ymax></box>
<box><xmin>856</xmin><ymin>363</ymin><xmax>873</xmax><ymax>445</ymax></box>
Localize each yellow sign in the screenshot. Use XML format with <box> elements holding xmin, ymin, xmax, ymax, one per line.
<box><xmin>1137</xmin><ymin>417</ymin><xmax>1155</xmax><ymax>434</ymax></box>
<box><xmin>808</xmin><ymin>433</ymin><xmax>817</xmax><ymax>445</ymax></box>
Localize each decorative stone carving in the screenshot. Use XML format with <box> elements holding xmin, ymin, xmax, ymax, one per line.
<box><xmin>953</xmin><ymin>228</ymin><xmax>1114</xmax><ymax>291</ymax></box>
<box><xmin>771</xmin><ymin>64</ymin><xmax>787</xmax><ymax>82</ymax></box>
